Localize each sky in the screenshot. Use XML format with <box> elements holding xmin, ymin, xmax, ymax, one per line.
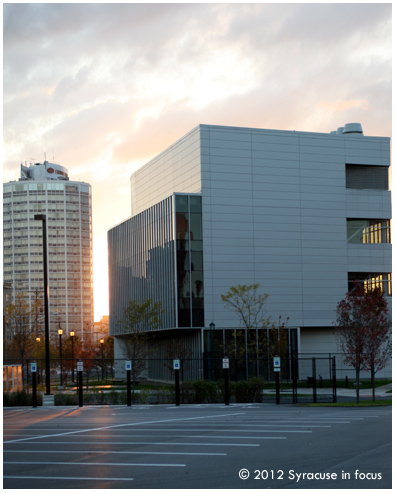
<box><xmin>3</xmin><ymin>3</ymin><xmax>392</xmax><ymax>322</ymax></box>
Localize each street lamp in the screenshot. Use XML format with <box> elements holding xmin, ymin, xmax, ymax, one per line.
<box><xmin>58</xmin><ymin>327</ymin><xmax>63</xmax><ymax>386</ymax></box>
<box><xmin>34</xmin><ymin>214</ymin><xmax>50</xmax><ymax>395</ymax></box>
<box><xmin>99</xmin><ymin>338</ymin><xmax>104</xmax><ymax>381</ymax></box>
<box><xmin>70</xmin><ymin>331</ymin><xmax>75</xmax><ymax>382</ymax></box>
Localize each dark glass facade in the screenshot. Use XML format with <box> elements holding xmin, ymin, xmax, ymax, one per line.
<box><xmin>175</xmin><ymin>195</ymin><xmax>204</xmax><ymax>328</ymax></box>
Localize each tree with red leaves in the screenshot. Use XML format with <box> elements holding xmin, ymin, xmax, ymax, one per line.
<box><xmin>335</xmin><ymin>282</ymin><xmax>391</xmax><ymax>404</ymax></box>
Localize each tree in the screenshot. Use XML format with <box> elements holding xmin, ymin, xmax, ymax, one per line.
<box><xmin>95</xmin><ymin>336</ymin><xmax>114</xmax><ymax>382</ymax></box>
<box><xmin>118</xmin><ymin>299</ymin><xmax>163</xmax><ymax>392</ymax></box>
<box><xmin>267</xmin><ymin>316</ymin><xmax>289</xmax><ymax>387</ymax></box>
<box><xmin>359</xmin><ymin>288</ymin><xmax>391</xmax><ymax>401</ymax></box>
<box><xmin>5</xmin><ymin>292</ymin><xmax>42</xmax><ymax>364</ymax></box>
<box><xmin>164</xmin><ymin>339</ymin><xmax>193</xmax><ymax>380</ymax></box>
<box><xmin>335</xmin><ymin>282</ymin><xmax>391</xmax><ymax>404</ymax></box>
<box><xmin>62</xmin><ymin>334</ymin><xmax>83</xmax><ymax>384</ymax></box>
<box><xmin>221</xmin><ymin>284</ymin><xmax>271</xmax><ymax>379</ymax></box>
<box><xmin>80</xmin><ymin>339</ymin><xmax>96</xmax><ymax>389</ymax></box>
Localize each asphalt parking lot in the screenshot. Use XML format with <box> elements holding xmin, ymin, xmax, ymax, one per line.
<box><xmin>3</xmin><ymin>403</ymin><xmax>391</xmax><ymax>489</ymax></box>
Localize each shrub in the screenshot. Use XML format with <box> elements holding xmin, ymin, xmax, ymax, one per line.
<box><xmin>3</xmin><ymin>391</ymin><xmax>39</xmax><ymax>406</ymax></box>
<box><xmin>191</xmin><ymin>379</ymin><xmax>219</xmax><ymax>403</ymax></box>
<box><xmin>157</xmin><ymin>386</ymin><xmax>173</xmax><ymax>404</ymax></box>
<box><xmin>181</xmin><ymin>380</ymin><xmax>193</xmax><ymax>403</ymax></box>
<box><xmin>233</xmin><ymin>380</ymin><xmax>250</xmax><ymax>402</ymax></box>
<box><xmin>54</xmin><ymin>393</ymin><xmax>78</xmax><ymax>406</ymax></box>
<box><xmin>248</xmin><ymin>377</ymin><xmax>265</xmax><ymax>403</ymax></box>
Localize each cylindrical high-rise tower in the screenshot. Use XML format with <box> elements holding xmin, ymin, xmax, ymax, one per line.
<box><xmin>3</xmin><ymin>160</ymin><xmax>93</xmax><ymax>343</ymax></box>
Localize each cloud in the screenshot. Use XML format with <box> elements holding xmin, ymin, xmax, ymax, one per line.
<box><xmin>3</xmin><ymin>3</ymin><xmax>391</xmax><ymax>319</ymax></box>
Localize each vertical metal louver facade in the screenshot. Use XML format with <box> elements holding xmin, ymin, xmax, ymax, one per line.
<box><xmin>108</xmin><ymin>196</ymin><xmax>176</xmax><ymax>335</ymax></box>
<box><xmin>108</xmin><ymin>193</ymin><xmax>205</xmax><ymax>336</ymax></box>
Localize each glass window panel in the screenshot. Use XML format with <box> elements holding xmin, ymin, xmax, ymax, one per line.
<box><xmin>191</xmin><ymin>240</ymin><xmax>203</xmax><ymax>252</ymax></box>
<box><xmin>176</xmin><ymin>212</ymin><xmax>189</xmax><ymax>240</ymax></box>
<box><xmin>190</xmin><ymin>195</ymin><xmax>202</xmax><ymax>212</ymax></box>
<box><xmin>191</xmin><ymin>251</ymin><xmax>203</xmax><ymax>271</ymax></box>
<box><xmin>347</xmin><ymin>220</ymin><xmax>367</xmax><ymax>243</ymax></box>
<box><xmin>175</xmin><ymin>195</ymin><xmax>188</xmax><ymax>212</ymax></box>
<box><xmin>189</xmin><ymin>213</ymin><xmax>202</xmax><ymax>240</ymax></box>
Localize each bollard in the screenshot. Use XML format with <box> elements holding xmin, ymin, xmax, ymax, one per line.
<box><xmin>125</xmin><ymin>361</ymin><xmax>132</xmax><ymax>406</ymax></box>
<box><xmin>173</xmin><ymin>359</ymin><xmax>180</xmax><ymax>406</ymax></box>
<box><xmin>31</xmin><ymin>362</ymin><xmax>37</xmax><ymax>408</ymax></box>
<box><xmin>223</xmin><ymin>357</ymin><xmax>230</xmax><ymax>405</ymax></box>
<box><xmin>275</xmin><ymin>372</ymin><xmax>280</xmax><ymax>404</ymax></box>
<box><xmin>77</xmin><ymin>360</ymin><xmax>83</xmax><ymax>407</ymax></box>
<box><xmin>274</xmin><ymin>356</ymin><xmax>281</xmax><ymax>405</ymax></box>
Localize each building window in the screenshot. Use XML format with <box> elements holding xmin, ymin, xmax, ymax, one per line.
<box><xmin>346</xmin><ymin>164</ymin><xmax>388</xmax><ymax>190</ymax></box>
<box><xmin>348</xmin><ymin>272</ymin><xmax>392</xmax><ymax>296</ymax></box>
<box><xmin>347</xmin><ymin>219</ymin><xmax>391</xmax><ymax>244</ymax></box>
<box><xmin>175</xmin><ymin>195</ymin><xmax>204</xmax><ymax>328</ymax></box>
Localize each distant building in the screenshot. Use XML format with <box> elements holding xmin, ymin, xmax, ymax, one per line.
<box><xmin>108</xmin><ymin>123</ymin><xmax>391</xmax><ymax>379</ymax></box>
<box><xmin>93</xmin><ymin>315</ymin><xmax>109</xmax><ymax>344</ymax></box>
<box><xmin>3</xmin><ymin>161</ymin><xmax>94</xmax><ymax>344</ymax></box>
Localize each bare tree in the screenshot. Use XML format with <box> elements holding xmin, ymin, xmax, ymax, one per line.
<box><xmin>221</xmin><ymin>284</ymin><xmax>271</xmax><ymax>379</ymax></box>
<box><xmin>5</xmin><ymin>292</ymin><xmax>42</xmax><ymax>363</ymax></box>
<box><xmin>118</xmin><ymin>299</ymin><xmax>163</xmax><ymax>392</ymax></box>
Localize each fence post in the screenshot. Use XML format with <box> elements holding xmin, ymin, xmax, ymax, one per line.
<box><xmin>332</xmin><ymin>356</ymin><xmax>337</xmax><ymax>403</ymax></box>
<box><xmin>312</xmin><ymin>357</ymin><xmax>317</xmax><ymax>403</ymax></box>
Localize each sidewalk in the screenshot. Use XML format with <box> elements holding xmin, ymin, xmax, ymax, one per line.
<box><xmin>263</xmin><ymin>383</ymin><xmax>392</xmax><ymax>399</ymax></box>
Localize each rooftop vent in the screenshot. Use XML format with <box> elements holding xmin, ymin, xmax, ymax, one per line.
<box><xmin>343</xmin><ymin>123</ymin><xmax>363</xmax><ymax>135</ymax></box>
<box><xmin>331</xmin><ymin>123</ymin><xmax>363</xmax><ymax>136</ymax></box>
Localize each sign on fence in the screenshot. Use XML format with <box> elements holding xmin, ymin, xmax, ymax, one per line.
<box><xmin>273</xmin><ymin>356</ymin><xmax>281</xmax><ymax>372</ymax></box>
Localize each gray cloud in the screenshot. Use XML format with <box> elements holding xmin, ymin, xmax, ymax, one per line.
<box><xmin>3</xmin><ymin>3</ymin><xmax>391</xmax><ymax>318</ymax></box>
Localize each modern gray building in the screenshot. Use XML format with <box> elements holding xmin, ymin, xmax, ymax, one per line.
<box><xmin>108</xmin><ymin>123</ymin><xmax>391</xmax><ymax>379</ymax></box>
<box><xmin>3</xmin><ymin>161</ymin><xmax>94</xmax><ymax>343</ymax></box>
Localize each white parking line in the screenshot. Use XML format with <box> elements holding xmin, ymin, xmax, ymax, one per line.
<box><xmin>4</xmin><ymin>461</ymin><xmax>186</xmax><ymax>467</ymax></box>
<box><xmin>6</xmin><ymin>440</ymin><xmax>260</xmax><ymax>447</ymax></box>
<box><xmin>3</xmin><ymin>476</ymin><xmax>134</xmax><ymax>482</ymax></box>
<box><xmin>3</xmin><ymin>411</ymin><xmax>245</xmax><ymax>444</ymax></box>
<box><xmin>4</xmin><ymin>449</ymin><xmax>227</xmax><ymax>456</ymax></box>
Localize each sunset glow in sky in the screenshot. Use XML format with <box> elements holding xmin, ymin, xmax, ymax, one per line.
<box><xmin>3</xmin><ymin>3</ymin><xmax>392</xmax><ymax>321</ymax></box>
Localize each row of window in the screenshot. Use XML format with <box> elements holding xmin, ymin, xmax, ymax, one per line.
<box><xmin>347</xmin><ymin>219</ymin><xmax>390</xmax><ymax>244</ymax></box>
<box><xmin>348</xmin><ymin>273</ymin><xmax>392</xmax><ymax>296</ymax></box>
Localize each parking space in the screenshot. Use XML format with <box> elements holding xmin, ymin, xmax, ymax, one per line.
<box><xmin>3</xmin><ymin>404</ymin><xmax>391</xmax><ymax>489</ymax></box>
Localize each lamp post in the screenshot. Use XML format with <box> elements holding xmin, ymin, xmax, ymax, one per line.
<box><xmin>58</xmin><ymin>327</ymin><xmax>63</xmax><ymax>386</ymax></box>
<box><xmin>34</xmin><ymin>214</ymin><xmax>50</xmax><ymax>395</ymax></box>
<box><xmin>70</xmin><ymin>331</ymin><xmax>75</xmax><ymax>383</ymax></box>
<box><xmin>99</xmin><ymin>338</ymin><xmax>104</xmax><ymax>381</ymax></box>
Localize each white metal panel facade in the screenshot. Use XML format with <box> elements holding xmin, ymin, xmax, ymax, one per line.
<box><xmin>123</xmin><ymin>123</ymin><xmax>391</xmax><ymax>356</ymax></box>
